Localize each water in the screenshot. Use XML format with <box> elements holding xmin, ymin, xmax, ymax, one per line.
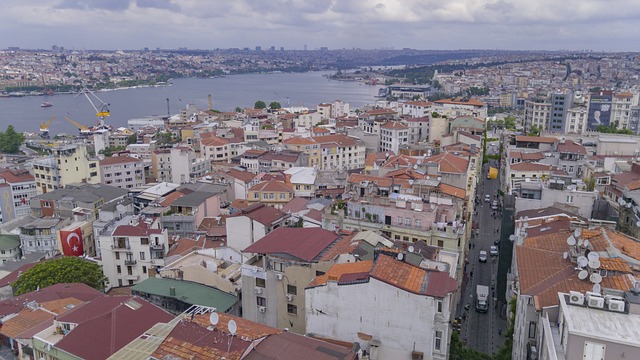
<box><xmin>0</xmin><ymin>72</ymin><xmax>382</xmax><ymax>135</ymax></box>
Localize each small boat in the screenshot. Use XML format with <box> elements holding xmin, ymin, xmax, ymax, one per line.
<box><xmin>41</xmin><ymin>102</ymin><xmax>53</xmax><ymax>108</ymax></box>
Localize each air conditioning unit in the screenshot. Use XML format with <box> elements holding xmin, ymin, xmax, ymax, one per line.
<box><xmin>258</xmin><ymin>306</ymin><xmax>266</xmax><ymax>313</ymax></box>
<box><xmin>275</xmin><ymin>273</ymin><xmax>284</xmax><ymax>281</ymax></box>
<box><xmin>286</xmin><ymin>294</ymin><xmax>294</xmax><ymax>302</ymax></box>
<box><xmin>608</xmin><ymin>299</ymin><xmax>625</xmax><ymax>313</ymax></box>
<box><xmin>411</xmin><ymin>351</ymin><xmax>424</xmax><ymax>360</ymax></box>
<box><xmin>254</xmin><ymin>287</ymin><xmax>263</xmax><ymax>295</ymax></box>
<box><xmin>568</xmin><ymin>291</ymin><xmax>584</xmax><ymax>305</ymax></box>
<box><xmin>588</xmin><ymin>296</ymin><xmax>604</xmax><ymax>309</ymax></box>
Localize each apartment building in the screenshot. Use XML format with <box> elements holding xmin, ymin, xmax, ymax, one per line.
<box><xmin>379</xmin><ymin>121</ymin><xmax>409</xmax><ymax>154</ymax></box>
<box><xmin>170</xmin><ymin>146</ymin><xmax>210</xmax><ymax>184</ymax></box>
<box><xmin>31</xmin><ymin>144</ymin><xmax>100</xmax><ymax>194</ymax></box>
<box><xmin>247</xmin><ymin>180</ymin><xmax>293</xmax><ymax>209</ymax></box>
<box><xmin>315</xmin><ymin>134</ymin><xmax>366</xmax><ymax>171</ymax></box>
<box><xmin>524</xmin><ymin>99</ymin><xmax>551</xmax><ymax>132</ymax></box>
<box><xmin>0</xmin><ymin>169</ymin><xmax>37</xmax><ymax>223</ymax></box>
<box><xmin>99</xmin><ymin>155</ymin><xmax>145</xmax><ymax>189</ymax></box>
<box><xmin>99</xmin><ymin>215</ymin><xmax>169</xmax><ymax>289</ymax></box>
<box><xmin>226</xmin><ymin>203</ymin><xmax>289</xmax><ymax>253</ymax></box>
<box><xmin>612</xmin><ymin>91</ymin><xmax>635</xmax><ymax>130</ymax></box>
<box><xmin>402</xmin><ymin>100</ymin><xmax>432</xmax><ymax>118</ymax></box>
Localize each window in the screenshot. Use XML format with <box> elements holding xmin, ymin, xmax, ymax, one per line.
<box><xmin>437</xmin><ymin>300</ymin><xmax>443</xmax><ymax>313</ymax></box>
<box><xmin>255</xmin><ymin>278</ymin><xmax>266</xmax><ymax>288</ymax></box>
<box><xmin>287</xmin><ymin>285</ymin><xmax>297</xmax><ymax>295</ymax></box>
<box><xmin>273</xmin><ymin>261</ymin><xmax>285</xmax><ymax>272</ymax></box>
<box><xmin>287</xmin><ymin>304</ymin><xmax>297</xmax><ymax>315</ymax></box>
<box><xmin>315</xmin><ymin>270</ymin><xmax>325</xmax><ymax>276</ymax></box>
<box><xmin>142</xmin><ymin>266</ymin><xmax>147</xmax><ymax>274</ymax></box>
<box><xmin>256</xmin><ymin>296</ymin><xmax>266</xmax><ymax>307</ymax></box>
<box><xmin>141</xmin><ymin>238</ymin><xmax>149</xmax><ymax>245</ymax></box>
<box><xmin>528</xmin><ymin>321</ymin><xmax>537</xmax><ymax>338</ymax></box>
<box><xmin>434</xmin><ymin>330</ymin><xmax>442</xmax><ymax>351</ymax></box>
<box><xmin>116</xmin><ymin>265</ymin><xmax>121</xmax><ymax>274</ymax></box>
<box><xmin>566</xmin><ymin>195</ymin><xmax>574</xmax><ymax>203</ymax></box>
<box><xmin>115</xmin><ymin>252</ymin><xmax>120</xmax><ymax>260</ymax></box>
<box><xmin>139</xmin><ymin>252</ymin><xmax>145</xmax><ymax>260</ymax></box>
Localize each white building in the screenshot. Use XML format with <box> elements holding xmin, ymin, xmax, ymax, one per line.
<box><xmin>314</xmin><ymin>135</ymin><xmax>366</xmax><ymax>171</ymax></box>
<box><xmin>564</xmin><ymin>107</ymin><xmax>589</xmax><ymax>134</ymax></box>
<box><xmin>0</xmin><ymin>169</ymin><xmax>37</xmax><ymax>222</ymax></box>
<box><xmin>170</xmin><ymin>146</ymin><xmax>210</xmax><ymax>184</ymax></box>
<box><xmin>402</xmin><ymin>101</ymin><xmax>432</xmax><ymax>118</ymax></box>
<box><xmin>225</xmin><ymin>203</ymin><xmax>289</xmax><ymax>253</ymax></box>
<box><xmin>378</xmin><ymin>121</ymin><xmax>409</xmax><ymax>154</ymax></box>
<box><xmin>98</xmin><ymin>215</ymin><xmax>169</xmax><ymax>289</ymax></box>
<box><xmin>306</xmin><ymin>251</ymin><xmax>457</xmax><ymax>360</ymax></box>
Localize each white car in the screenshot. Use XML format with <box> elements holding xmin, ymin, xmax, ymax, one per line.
<box><xmin>484</xmin><ymin>195</ymin><xmax>491</xmax><ymax>202</ymax></box>
<box><xmin>490</xmin><ymin>246</ymin><xmax>499</xmax><ymax>256</ymax></box>
<box><xmin>479</xmin><ymin>251</ymin><xmax>488</xmax><ymax>262</ymax></box>
<box><xmin>491</xmin><ymin>200</ymin><xmax>498</xmax><ymax>210</ymax></box>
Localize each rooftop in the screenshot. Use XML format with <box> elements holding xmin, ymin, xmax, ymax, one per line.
<box><xmin>131</xmin><ymin>278</ymin><xmax>238</xmax><ymax>312</ymax></box>
<box><xmin>243</xmin><ymin>228</ymin><xmax>339</xmax><ymax>262</ymax></box>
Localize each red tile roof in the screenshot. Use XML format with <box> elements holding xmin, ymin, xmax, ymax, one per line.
<box><xmin>100</xmin><ymin>156</ymin><xmax>141</xmax><ymax>166</ymax></box>
<box><xmin>249</xmin><ymin>180</ymin><xmax>292</xmax><ymax>193</ymax></box>
<box><xmin>434</xmin><ymin>98</ymin><xmax>484</xmax><ymax>107</ymax></box>
<box><xmin>422</xmin><ymin>152</ymin><xmax>469</xmax><ymax>174</ymax></box>
<box><xmin>557</xmin><ymin>140</ymin><xmax>587</xmax><ymax>155</ymax></box>
<box><xmin>229</xmin><ymin>203</ymin><xmax>288</xmax><ymax>225</ymax></box>
<box><xmin>309</xmin><ymin>260</ymin><xmax>374</xmax><ymax>287</ymax></box>
<box><xmin>55</xmin><ymin>296</ymin><xmax>173</xmax><ymax>359</ymax></box>
<box><xmin>312</xmin><ymin>134</ymin><xmax>361</xmax><ymax>147</ymax></box>
<box><xmin>243</xmin><ymin>330</ymin><xmax>357</xmax><ymax>360</ymax></box>
<box><xmin>243</xmin><ymin>228</ymin><xmax>339</xmax><ymax>262</ymax></box>
<box><xmin>0</xmin><ymin>283</ymin><xmax>103</xmax><ymax>317</ymax></box>
<box><xmin>515</xmin><ymin>135</ymin><xmax>557</xmax><ymax>144</ymax></box>
<box><xmin>0</xmin><ymin>169</ymin><xmax>34</xmax><ymax>183</ymax></box>
<box><xmin>510</xmin><ymin>162</ymin><xmax>551</xmax><ymax>171</ymax></box>
<box><xmin>380</xmin><ymin>121</ymin><xmax>408</xmax><ymax>130</ymax></box>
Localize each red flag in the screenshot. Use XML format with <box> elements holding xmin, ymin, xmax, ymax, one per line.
<box><xmin>60</xmin><ymin>227</ymin><xmax>84</xmax><ymax>256</ymax></box>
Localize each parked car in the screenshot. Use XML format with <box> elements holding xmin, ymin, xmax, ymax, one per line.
<box><xmin>484</xmin><ymin>194</ymin><xmax>491</xmax><ymax>202</ymax></box>
<box><xmin>479</xmin><ymin>251</ymin><xmax>488</xmax><ymax>262</ymax></box>
<box><xmin>491</xmin><ymin>200</ymin><xmax>498</xmax><ymax>210</ymax></box>
<box><xmin>490</xmin><ymin>246</ymin><xmax>499</xmax><ymax>256</ymax></box>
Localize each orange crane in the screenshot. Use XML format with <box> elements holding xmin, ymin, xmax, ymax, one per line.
<box><xmin>64</xmin><ymin>117</ymin><xmax>92</xmax><ymax>136</ymax></box>
<box><xmin>39</xmin><ymin>116</ymin><xmax>55</xmax><ymax>138</ymax></box>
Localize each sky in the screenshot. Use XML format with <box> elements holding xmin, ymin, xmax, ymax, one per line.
<box><xmin>2</xmin><ymin>0</ymin><xmax>640</xmax><ymax>52</ymax></box>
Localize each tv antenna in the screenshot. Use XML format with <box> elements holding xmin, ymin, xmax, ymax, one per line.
<box><xmin>590</xmin><ymin>273</ymin><xmax>602</xmax><ymax>284</ymax></box>
<box><xmin>408</xmin><ymin>246</ymin><xmax>415</xmax><ymax>253</ymax></box>
<box><xmin>227</xmin><ymin>319</ymin><xmax>237</xmax><ymax>355</ymax></box>
<box><xmin>209</xmin><ymin>312</ymin><xmax>219</xmax><ymax>327</ymax></box>
<box><xmin>583</xmin><ymin>239</ymin><xmax>590</xmax><ymax>248</ymax></box>
<box><xmin>397</xmin><ymin>253</ymin><xmax>404</xmax><ymax>261</ymax></box>
<box><xmin>567</xmin><ymin>236</ymin><xmax>576</xmax><ymax>246</ymax></box>
<box><xmin>577</xmin><ymin>256</ymin><xmax>588</xmax><ymax>268</ymax></box>
<box><xmin>587</xmin><ymin>252</ymin><xmax>600</xmax><ymax>261</ymax></box>
<box><xmin>588</xmin><ymin>259</ymin><xmax>601</xmax><ymax>269</ymax></box>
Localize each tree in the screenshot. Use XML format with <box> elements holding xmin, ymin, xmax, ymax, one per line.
<box><xmin>12</xmin><ymin>257</ymin><xmax>107</xmax><ymax>295</ymax></box>
<box><xmin>527</xmin><ymin>125</ymin><xmax>540</xmax><ymax>136</ymax></box>
<box><xmin>449</xmin><ymin>332</ymin><xmax>492</xmax><ymax>360</ymax></box>
<box><xmin>235</xmin><ymin>106</ymin><xmax>242</xmax><ymax>113</ymax></box>
<box><xmin>99</xmin><ymin>146</ymin><xmax>125</xmax><ymax>157</ymax></box>
<box><xmin>0</xmin><ymin>125</ymin><xmax>25</xmax><ymax>154</ymax></box>
<box><xmin>269</xmin><ymin>101</ymin><xmax>281</xmax><ymax>110</ymax></box>
<box><xmin>254</xmin><ymin>100</ymin><xmax>266</xmax><ymax>109</ymax></box>
<box><xmin>127</xmin><ymin>133</ymin><xmax>138</xmax><ymax>145</ymax></box>
<box><xmin>504</xmin><ymin>116</ymin><xmax>516</xmax><ymax>130</ymax></box>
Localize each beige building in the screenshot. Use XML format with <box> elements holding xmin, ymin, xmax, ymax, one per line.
<box><xmin>314</xmin><ymin>134</ymin><xmax>366</xmax><ymax>171</ymax></box>
<box><xmin>31</xmin><ymin>143</ymin><xmax>100</xmax><ymax>194</ymax></box>
<box><xmin>151</xmin><ymin>149</ymin><xmax>172</xmax><ymax>183</ymax></box>
<box><xmin>247</xmin><ymin>180</ymin><xmax>293</xmax><ymax>209</ymax></box>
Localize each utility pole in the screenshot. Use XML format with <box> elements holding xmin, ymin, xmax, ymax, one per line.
<box><xmin>166</xmin><ymin>98</ymin><xmax>170</xmax><ymax>118</ymax></box>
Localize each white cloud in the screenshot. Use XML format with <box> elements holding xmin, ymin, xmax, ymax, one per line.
<box><xmin>1</xmin><ymin>0</ymin><xmax>640</xmax><ymax>50</ymax></box>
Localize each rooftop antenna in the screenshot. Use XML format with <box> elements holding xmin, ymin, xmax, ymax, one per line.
<box><xmin>577</xmin><ymin>256</ymin><xmax>588</xmax><ymax>268</ymax></box>
<box><xmin>578</xmin><ymin>270</ymin><xmax>589</xmax><ymax>280</ymax></box>
<box><xmin>587</xmin><ymin>252</ymin><xmax>600</xmax><ymax>261</ymax></box>
<box><xmin>592</xmin><ymin>283</ymin><xmax>601</xmax><ymax>293</ymax></box>
<box><xmin>588</xmin><ymin>259</ymin><xmax>601</xmax><ymax>269</ymax></box>
<box><xmin>209</xmin><ymin>312</ymin><xmax>219</xmax><ymax>327</ymax></box>
<box><xmin>590</xmin><ymin>273</ymin><xmax>602</xmax><ymax>284</ymax></box>
<box><xmin>397</xmin><ymin>252</ymin><xmax>404</xmax><ymax>261</ymax></box>
<box><xmin>408</xmin><ymin>246</ymin><xmax>415</xmax><ymax>253</ymax></box>
<box><xmin>567</xmin><ymin>236</ymin><xmax>576</xmax><ymax>246</ymax></box>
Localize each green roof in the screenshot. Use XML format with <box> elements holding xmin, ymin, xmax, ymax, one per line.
<box><xmin>0</xmin><ymin>234</ymin><xmax>20</xmax><ymax>250</ymax></box>
<box><xmin>131</xmin><ymin>278</ymin><xmax>237</xmax><ymax>312</ymax></box>
<box><xmin>450</xmin><ymin>116</ymin><xmax>485</xmax><ymax>130</ymax></box>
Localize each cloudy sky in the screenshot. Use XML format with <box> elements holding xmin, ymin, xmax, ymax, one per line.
<box><xmin>2</xmin><ymin>0</ymin><xmax>639</xmax><ymax>51</ymax></box>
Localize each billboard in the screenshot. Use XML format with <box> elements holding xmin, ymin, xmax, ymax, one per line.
<box><xmin>587</xmin><ymin>94</ymin><xmax>612</xmax><ymax>130</ymax></box>
<box><xmin>60</xmin><ymin>227</ymin><xmax>84</xmax><ymax>256</ymax></box>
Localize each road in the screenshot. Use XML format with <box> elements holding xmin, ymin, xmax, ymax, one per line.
<box><xmin>457</xmin><ymin>141</ymin><xmax>507</xmax><ymax>355</ymax></box>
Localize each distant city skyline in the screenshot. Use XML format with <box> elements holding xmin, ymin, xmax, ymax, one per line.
<box><xmin>1</xmin><ymin>0</ymin><xmax>639</xmax><ymax>52</ymax></box>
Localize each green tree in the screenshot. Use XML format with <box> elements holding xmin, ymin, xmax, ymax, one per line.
<box><xmin>13</xmin><ymin>257</ymin><xmax>107</xmax><ymax>295</ymax></box>
<box><xmin>504</xmin><ymin>116</ymin><xmax>516</xmax><ymax>130</ymax></box>
<box><xmin>127</xmin><ymin>133</ymin><xmax>138</xmax><ymax>145</ymax></box>
<box><xmin>528</xmin><ymin>125</ymin><xmax>540</xmax><ymax>136</ymax></box>
<box><xmin>449</xmin><ymin>332</ymin><xmax>492</xmax><ymax>360</ymax></box>
<box><xmin>99</xmin><ymin>146</ymin><xmax>125</xmax><ymax>157</ymax></box>
<box><xmin>269</xmin><ymin>101</ymin><xmax>282</xmax><ymax>110</ymax></box>
<box><xmin>432</xmin><ymin>112</ymin><xmax>441</xmax><ymax>118</ymax></box>
<box><xmin>0</xmin><ymin>125</ymin><xmax>25</xmax><ymax>154</ymax></box>
<box><xmin>254</xmin><ymin>100</ymin><xmax>266</xmax><ymax>109</ymax></box>
<box><xmin>235</xmin><ymin>106</ymin><xmax>242</xmax><ymax>113</ymax></box>
<box><xmin>586</xmin><ymin>176</ymin><xmax>596</xmax><ymax>191</ymax></box>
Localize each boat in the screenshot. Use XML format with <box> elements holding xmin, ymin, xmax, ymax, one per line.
<box><xmin>40</xmin><ymin>102</ymin><xmax>53</xmax><ymax>108</ymax></box>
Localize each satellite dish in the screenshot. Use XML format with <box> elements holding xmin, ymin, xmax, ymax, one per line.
<box><xmin>618</xmin><ymin>198</ymin><xmax>625</xmax><ymax>206</ymax></box>
<box><xmin>519</xmin><ymin>217</ymin><xmax>524</xmax><ymax>221</ymax></box>
<box><xmin>524</xmin><ymin>216</ymin><xmax>529</xmax><ymax>222</ymax></box>
<box><xmin>397</xmin><ymin>253</ymin><xmax>404</xmax><ymax>261</ymax></box>
<box><xmin>587</xmin><ymin>252</ymin><xmax>600</xmax><ymax>261</ymax></box>
<box><xmin>574</xmin><ymin>228</ymin><xmax>581</xmax><ymax>238</ymax></box>
<box><xmin>578</xmin><ymin>270</ymin><xmax>589</xmax><ymax>280</ymax></box>
<box><xmin>567</xmin><ymin>236</ymin><xmax>576</xmax><ymax>246</ymax></box>
<box><xmin>228</xmin><ymin>320</ymin><xmax>237</xmax><ymax>335</ymax></box>
<box><xmin>523</xmin><ymin>222</ymin><xmax>529</xmax><ymax>229</ymax></box>
<box><xmin>509</xmin><ymin>234</ymin><xmax>515</xmax><ymax>242</ymax></box>
<box><xmin>408</xmin><ymin>246</ymin><xmax>415</xmax><ymax>253</ymax></box>
<box><xmin>590</xmin><ymin>273</ymin><xmax>602</xmax><ymax>284</ymax></box>
<box><xmin>563</xmin><ymin>252</ymin><xmax>569</xmax><ymax>259</ymax></box>
<box><xmin>592</xmin><ymin>284</ymin><xmax>601</xmax><ymax>293</ymax></box>
<box><xmin>588</xmin><ymin>259</ymin><xmax>601</xmax><ymax>269</ymax></box>
<box><xmin>636</xmin><ymin>220</ymin><xmax>640</xmax><ymax>227</ymax></box>
<box><xmin>577</xmin><ymin>239</ymin><xmax>583</xmax><ymax>247</ymax></box>
<box><xmin>413</xmin><ymin>164</ymin><xmax>418</xmax><ymax>170</ymax></box>
<box><xmin>584</xmin><ymin>239</ymin><xmax>589</xmax><ymax>248</ymax></box>
<box><xmin>209</xmin><ymin>312</ymin><xmax>219</xmax><ymax>326</ymax></box>
<box><xmin>577</xmin><ymin>256</ymin><xmax>588</xmax><ymax>267</ymax></box>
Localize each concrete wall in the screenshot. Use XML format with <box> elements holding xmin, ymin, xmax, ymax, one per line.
<box><xmin>226</xmin><ymin>217</ymin><xmax>267</xmax><ymax>253</ymax></box>
<box><xmin>515</xmin><ymin>189</ymin><xmax>596</xmax><ymax>219</ymax></box>
<box><xmin>306</xmin><ymin>277</ymin><xmax>450</xmax><ymax>360</ymax></box>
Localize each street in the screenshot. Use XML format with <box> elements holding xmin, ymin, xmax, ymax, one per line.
<box><xmin>457</xmin><ymin>142</ymin><xmax>507</xmax><ymax>355</ymax></box>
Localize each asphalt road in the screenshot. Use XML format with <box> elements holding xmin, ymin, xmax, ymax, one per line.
<box><xmin>457</xmin><ymin>153</ymin><xmax>507</xmax><ymax>355</ymax></box>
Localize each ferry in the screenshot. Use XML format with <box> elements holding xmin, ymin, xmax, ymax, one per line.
<box><xmin>40</xmin><ymin>102</ymin><xmax>53</xmax><ymax>108</ymax></box>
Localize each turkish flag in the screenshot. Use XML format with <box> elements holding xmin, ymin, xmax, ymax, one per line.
<box><xmin>60</xmin><ymin>227</ymin><xmax>84</xmax><ymax>256</ymax></box>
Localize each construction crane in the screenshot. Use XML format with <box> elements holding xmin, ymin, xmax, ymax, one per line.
<box><xmin>79</xmin><ymin>87</ymin><xmax>110</xmax><ymax>126</ymax></box>
<box><xmin>64</xmin><ymin>117</ymin><xmax>92</xmax><ymax>136</ymax></box>
<box><xmin>39</xmin><ymin>116</ymin><xmax>55</xmax><ymax>139</ymax></box>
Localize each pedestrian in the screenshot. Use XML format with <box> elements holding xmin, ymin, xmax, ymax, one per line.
<box><xmin>498</xmin><ymin>328</ymin><xmax>502</xmax><ymax>336</ymax></box>
<box><xmin>470</xmin><ymin>271</ymin><xmax>474</xmax><ymax>278</ymax></box>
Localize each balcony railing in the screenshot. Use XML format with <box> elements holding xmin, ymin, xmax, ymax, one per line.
<box><xmin>150</xmin><ymin>243</ymin><xmax>165</xmax><ymax>250</ymax></box>
<box><xmin>125</xmin><ymin>274</ymin><xmax>139</xmax><ymax>280</ymax></box>
<box><xmin>112</xmin><ymin>244</ymin><xmax>130</xmax><ymax>250</ymax></box>
<box><xmin>124</xmin><ymin>259</ymin><xmax>137</xmax><ymax>265</ymax></box>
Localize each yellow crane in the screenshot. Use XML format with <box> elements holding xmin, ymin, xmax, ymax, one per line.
<box><xmin>80</xmin><ymin>87</ymin><xmax>110</xmax><ymax>126</ymax></box>
<box><xmin>64</xmin><ymin>117</ymin><xmax>92</xmax><ymax>136</ymax></box>
<box><xmin>39</xmin><ymin>116</ymin><xmax>55</xmax><ymax>138</ymax></box>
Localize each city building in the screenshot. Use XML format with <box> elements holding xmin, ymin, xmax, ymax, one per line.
<box><xmin>0</xmin><ymin>168</ymin><xmax>37</xmax><ymax>223</ymax></box>
<box><xmin>99</xmin><ymin>155</ymin><xmax>145</xmax><ymax>189</ymax></box>
<box><xmin>247</xmin><ymin>180</ymin><xmax>293</xmax><ymax>209</ymax></box>
<box><xmin>379</xmin><ymin>121</ymin><xmax>409</xmax><ymax>154</ymax></box>
<box><xmin>170</xmin><ymin>146</ymin><xmax>210</xmax><ymax>184</ymax></box>
<box><xmin>225</xmin><ymin>203</ymin><xmax>289</xmax><ymax>253</ymax></box>
<box><xmin>150</xmin><ymin>149</ymin><xmax>172</xmax><ymax>183</ymax></box>
<box><xmin>30</xmin><ymin>144</ymin><xmax>100</xmax><ymax>194</ymax></box>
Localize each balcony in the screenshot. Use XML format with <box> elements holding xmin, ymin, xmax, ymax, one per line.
<box><xmin>124</xmin><ymin>259</ymin><xmax>137</xmax><ymax>265</ymax></box>
<box><xmin>111</xmin><ymin>244</ymin><xmax>131</xmax><ymax>250</ymax></box>
<box><xmin>150</xmin><ymin>243</ymin><xmax>165</xmax><ymax>250</ymax></box>
<box><xmin>125</xmin><ymin>274</ymin><xmax>139</xmax><ymax>281</ymax></box>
